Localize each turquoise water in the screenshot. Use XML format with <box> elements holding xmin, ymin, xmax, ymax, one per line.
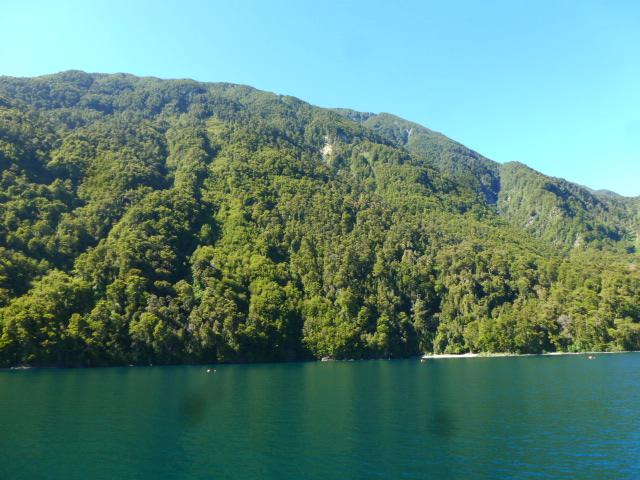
<box><xmin>1</xmin><ymin>354</ymin><xmax>639</xmax><ymax>479</ymax></box>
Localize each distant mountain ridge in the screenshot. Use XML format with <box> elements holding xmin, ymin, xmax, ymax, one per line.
<box><xmin>0</xmin><ymin>70</ymin><xmax>639</xmax><ymax>366</ymax></box>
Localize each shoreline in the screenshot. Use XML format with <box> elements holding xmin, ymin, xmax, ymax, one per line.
<box><xmin>3</xmin><ymin>350</ymin><xmax>638</xmax><ymax>370</ymax></box>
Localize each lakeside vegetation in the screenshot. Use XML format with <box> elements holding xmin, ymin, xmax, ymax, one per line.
<box><xmin>0</xmin><ymin>70</ymin><xmax>639</xmax><ymax>366</ymax></box>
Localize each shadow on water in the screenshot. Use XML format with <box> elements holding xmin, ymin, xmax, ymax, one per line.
<box><xmin>430</xmin><ymin>407</ymin><xmax>456</xmax><ymax>439</ymax></box>
<box><xmin>178</xmin><ymin>388</ymin><xmax>210</xmax><ymax>427</ymax></box>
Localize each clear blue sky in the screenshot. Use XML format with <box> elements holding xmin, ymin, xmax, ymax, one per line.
<box><xmin>2</xmin><ymin>0</ymin><xmax>639</xmax><ymax>196</ymax></box>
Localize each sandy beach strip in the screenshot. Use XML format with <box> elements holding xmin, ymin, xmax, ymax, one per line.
<box><xmin>421</xmin><ymin>351</ymin><xmax>637</xmax><ymax>359</ymax></box>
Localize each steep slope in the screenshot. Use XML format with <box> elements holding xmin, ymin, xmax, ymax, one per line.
<box><xmin>334</xmin><ymin>110</ymin><xmax>502</xmax><ymax>205</ymax></box>
<box><xmin>498</xmin><ymin>162</ymin><xmax>640</xmax><ymax>250</ymax></box>
<box><xmin>341</xmin><ymin>110</ymin><xmax>640</xmax><ymax>251</ymax></box>
<box><xmin>0</xmin><ymin>71</ymin><xmax>639</xmax><ymax>367</ymax></box>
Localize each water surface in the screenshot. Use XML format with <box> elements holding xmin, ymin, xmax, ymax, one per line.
<box><xmin>1</xmin><ymin>354</ymin><xmax>639</xmax><ymax>479</ymax></box>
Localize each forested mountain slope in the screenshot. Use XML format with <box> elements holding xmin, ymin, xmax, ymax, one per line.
<box><xmin>0</xmin><ymin>70</ymin><xmax>639</xmax><ymax>367</ymax></box>
<box><xmin>334</xmin><ymin>110</ymin><xmax>502</xmax><ymax>205</ymax></box>
<box><xmin>498</xmin><ymin>162</ymin><xmax>640</xmax><ymax>249</ymax></box>
<box><xmin>340</xmin><ymin>111</ymin><xmax>640</xmax><ymax>250</ymax></box>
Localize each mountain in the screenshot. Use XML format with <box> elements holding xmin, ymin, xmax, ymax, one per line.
<box><xmin>338</xmin><ymin>110</ymin><xmax>640</xmax><ymax>250</ymax></box>
<box><xmin>336</xmin><ymin>110</ymin><xmax>502</xmax><ymax>205</ymax></box>
<box><xmin>0</xmin><ymin>70</ymin><xmax>639</xmax><ymax>367</ymax></box>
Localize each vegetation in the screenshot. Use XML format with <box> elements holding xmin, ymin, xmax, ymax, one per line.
<box><xmin>0</xmin><ymin>70</ymin><xmax>639</xmax><ymax>367</ymax></box>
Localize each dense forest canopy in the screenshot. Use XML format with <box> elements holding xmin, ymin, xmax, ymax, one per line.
<box><xmin>0</xmin><ymin>70</ymin><xmax>639</xmax><ymax>366</ymax></box>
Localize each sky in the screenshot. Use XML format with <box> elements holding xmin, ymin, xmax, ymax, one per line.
<box><xmin>2</xmin><ymin>0</ymin><xmax>639</xmax><ymax>196</ymax></box>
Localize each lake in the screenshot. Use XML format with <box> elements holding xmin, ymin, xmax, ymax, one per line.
<box><xmin>1</xmin><ymin>353</ymin><xmax>639</xmax><ymax>479</ymax></box>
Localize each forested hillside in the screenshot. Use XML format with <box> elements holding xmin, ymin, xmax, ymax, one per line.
<box><xmin>0</xmin><ymin>70</ymin><xmax>639</xmax><ymax>367</ymax></box>
<box><xmin>343</xmin><ymin>111</ymin><xmax>640</xmax><ymax>250</ymax></box>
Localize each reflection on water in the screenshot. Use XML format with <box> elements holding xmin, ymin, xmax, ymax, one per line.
<box><xmin>0</xmin><ymin>354</ymin><xmax>639</xmax><ymax>479</ymax></box>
